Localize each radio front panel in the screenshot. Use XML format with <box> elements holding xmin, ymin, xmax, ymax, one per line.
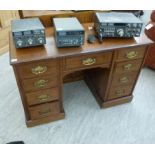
<box><xmin>53</xmin><ymin>17</ymin><xmax>85</xmax><ymax>48</ymax></box>
<box><xmin>95</xmin><ymin>12</ymin><xmax>143</xmax><ymax>39</ymax></box>
<box><xmin>11</xmin><ymin>18</ymin><xmax>46</xmax><ymax>48</ymax></box>
<box><xmin>56</xmin><ymin>32</ymin><xmax>84</xmax><ymax>47</ymax></box>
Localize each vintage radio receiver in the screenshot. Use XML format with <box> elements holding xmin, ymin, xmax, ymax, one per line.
<box><xmin>53</xmin><ymin>17</ymin><xmax>85</xmax><ymax>47</ymax></box>
<box><xmin>94</xmin><ymin>12</ymin><xmax>143</xmax><ymax>39</ymax></box>
<box><xmin>11</xmin><ymin>18</ymin><xmax>46</xmax><ymax>48</ymax></box>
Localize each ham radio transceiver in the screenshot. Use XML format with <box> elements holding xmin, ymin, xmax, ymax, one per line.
<box><xmin>95</xmin><ymin>12</ymin><xmax>143</xmax><ymax>40</ymax></box>
<box><xmin>11</xmin><ymin>18</ymin><xmax>46</xmax><ymax>48</ymax></box>
<box><xmin>53</xmin><ymin>17</ymin><xmax>85</xmax><ymax>47</ymax></box>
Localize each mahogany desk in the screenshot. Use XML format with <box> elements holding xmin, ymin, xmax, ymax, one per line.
<box><xmin>9</xmin><ymin>23</ymin><xmax>153</xmax><ymax>127</ymax></box>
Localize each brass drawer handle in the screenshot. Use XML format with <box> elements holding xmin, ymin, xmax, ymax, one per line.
<box><xmin>115</xmin><ymin>90</ymin><xmax>124</xmax><ymax>96</ymax></box>
<box><xmin>124</xmin><ymin>64</ymin><xmax>133</xmax><ymax>71</ymax></box>
<box><xmin>126</xmin><ymin>51</ymin><xmax>137</xmax><ymax>59</ymax></box>
<box><xmin>120</xmin><ymin>77</ymin><xmax>129</xmax><ymax>83</ymax></box>
<box><xmin>31</xmin><ymin>66</ymin><xmax>47</xmax><ymax>75</ymax></box>
<box><xmin>39</xmin><ymin>109</ymin><xmax>51</xmax><ymax>115</ymax></box>
<box><xmin>37</xmin><ymin>94</ymin><xmax>50</xmax><ymax>101</ymax></box>
<box><xmin>82</xmin><ymin>58</ymin><xmax>96</xmax><ymax>66</ymax></box>
<box><xmin>34</xmin><ymin>79</ymin><xmax>48</xmax><ymax>88</ymax></box>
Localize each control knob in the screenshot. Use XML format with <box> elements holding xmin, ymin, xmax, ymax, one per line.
<box><xmin>17</xmin><ymin>40</ymin><xmax>23</xmax><ymax>47</ymax></box>
<box><xmin>38</xmin><ymin>38</ymin><xmax>44</xmax><ymax>44</ymax></box>
<box><xmin>117</xmin><ymin>29</ymin><xmax>124</xmax><ymax>37</ymax></box>
<box><xmin>27</xmin><ymin>38</ymin><xmax>33</xmax><ymax>45</ymax></box>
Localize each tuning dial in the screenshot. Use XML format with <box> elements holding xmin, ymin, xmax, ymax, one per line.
<box><xmin>117</xmin><ymin>29</ymin><xmax>124</xmax><ymax>37</ymax></box>
<box><xmin>17</xmin><ymin>40</ymin><xmax>23</xmax><ymax>47</ymax></box>
<box><xmin>27</xmin><ymin>38</ymin><xmax>33</xmax><ymax>45</ymax></box>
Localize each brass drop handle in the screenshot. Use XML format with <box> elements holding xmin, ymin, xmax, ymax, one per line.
<box><xmin>34</xmin><ymin>79</ymin><xmax>48</xmax><ymax>88</ymax></box>
<box><xmin>82</xmin><ymin>58</ymin><xmax>96</xmax><ymax>66</ymax></box>
<box><xmin>31</xmin><ymin>66</ymin><xmax>47</xmax><ymax>75</ymax></box>
<box><xmin>37</xmin><ymin>94</ymin><xmax>51</xmax><ymax>101</ymax></box>
<box><xmin>120</xmin><ymin>77</ymin><xmax>129</xmax><ymax>83</ymax></box>
<box><xmin>124</xmin><ymin>64</ymin><xmax>133</xmax><ymax>71</ymax></box>
<box><xmin>126</xmin><ymin>51</ymin><xmax>137</xmax><ymax>59</ymax></box>
<box><xmin>39</xmin><ymin>109</ymin><xmax>51</xmax><ymax>115</ymax></box>
<box><xmin>115</xmin><ymin>90</ymin><xmax>124</xmax><ymax>96</ymax></box>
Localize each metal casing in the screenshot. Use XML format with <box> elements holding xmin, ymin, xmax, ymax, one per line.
<box><xmin>11</xmin><ymin>18</ymin><xmax>46</xmax><ymax>48</ymax></box>
<box><xmin>53</xmin><ymin>17</ymin><xmax>85</xmax><ymax>47</ymax></box>
<box><xmin>95</xmin><ymin>12</ymin><xmax>143</xmax><ymax>39</ymax></box>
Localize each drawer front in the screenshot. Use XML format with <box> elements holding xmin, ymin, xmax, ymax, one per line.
<box><xmin>64</xmin><ymin>52</ymin><xmax>112</xmax><ymax>70</ymax></box>
<box><xmin>108</xmin><ymin>85</ymin><xmax>133</xmax><ymax>100</ymax></box>
<box><xmin>116</xmin><ymin>46</ymin><xmax>146</xmax><ymax>61</ymax></box>
<box><xmin>26</xmin><ymin>87</ymin><xmax>59</xmax><ymax>106</ymax></box>
<box><xmin>111</xmin><ymin>72</ymin><xmax>137</xmax><ymax>87</ymax></box>
<box><xmin>114</xmin><ymin>59</ymin><xmax>143</xmax><ymax>74</ymax></box>
<box><xmin>29</xmin><ymin>102</ymin><xmax>60</xmax><ymax>120</ymax></box>
<box><xmin>22</xmin><ymin>75</ymin><xmax>58</xmax><ymax>92</ymax></box>
<box><xmin>17</xmin><ymin>60</ymin><xmax>59</xmax><ymax>79</ymax></box>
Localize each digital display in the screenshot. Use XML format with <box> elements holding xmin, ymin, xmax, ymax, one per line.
<box><xmin>58</xmin><ymin>31</ymin><xmax>84</xmax><ymax>36</ymax></box>
<box><xmin>67</xmin><ymin>31</ymin><xmax>84</xmax><ymax>35</ymax></box>
<box><xmin>114</xmin><ymin>23</ymin><xmax>126</xmax><ymax>26</ymax></box>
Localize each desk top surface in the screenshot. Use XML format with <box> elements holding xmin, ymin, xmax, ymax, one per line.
<box><xmin>9</xmin><ymin>23</ymin><xmax>153</xmax><ymax>65</ymax></box>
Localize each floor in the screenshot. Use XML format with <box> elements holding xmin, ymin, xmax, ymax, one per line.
<box><xmin>0</xmin><ymin>52</ymin><xmax>155</xmax><ymax>144</ymax></box>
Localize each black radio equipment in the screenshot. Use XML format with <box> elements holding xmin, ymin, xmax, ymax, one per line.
<box><xmin>11</xmin><ymin>18</ymin><xmax>46</xmax><ymax>48</ymax></box>
<box><xmin>94</xmin><ymin>12</ymin><xmax>143</xmax><ymax>40</ymax></box>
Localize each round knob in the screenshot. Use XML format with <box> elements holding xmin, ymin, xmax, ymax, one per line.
<box><xmin>28</xmin><ymin>38</ymin><xmax>33</xmax><ymax>45</ymax></box>
<box><xmin>38</xmin><ymin>38</ymin><xmax>43</xmax><ymax>44</ymax></box>
<box><xmin>17</xmin><ymin>40</ymin><xmax>23</xmax><ymax>47</ymax></box>
<box><xmin>117</xmin><ymin>29</ymin><xmax>124</xmax><ymax>37</ymax></box>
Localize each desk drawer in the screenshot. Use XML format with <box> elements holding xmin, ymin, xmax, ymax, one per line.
<box><xmin>17</xmin><ymin>60</ymin><xmax>59</xmax><ymax>79</ymax></box>
<box><xmin>116</xmin><ymin>46</ymin><xmax>146</xmax><ymax>61</ymax></box>
<box><xmin>29</xmin><ymin>101</ymin><xmax>60</xmax><ymax>120</ymax></box>
<box><xmin>114</xmin><ymin>59</ymin><xmax>143</xmax><ymax>74</ymax></box>
<box><xmin>108</xmin><ymin>85</ymin><xmax>133</xmax><ymax>100</ymax></box>
<box><xmin>111</xmin><ymin>72</ymin><xmax>137</xmax><ymax>86</ymax></box>
<box><xmin>22</xmin><ymin>75</ymin><xmax>58</xmax><ymax>92</ymax></box>
<box><xmin>64</xmin><ymin>52</ymin><xmax>112</xmax><ymax>70</ymax></box>
<box><xmin>26</xmin><ymin>87</ymin><xmax>59</xmax><ymax>106</ymax></box>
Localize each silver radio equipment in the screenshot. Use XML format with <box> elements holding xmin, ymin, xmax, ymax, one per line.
<box><xmin>53</xmin><ymin>17</ymin><xmax>85</xmax><ymax>47</ymax></box>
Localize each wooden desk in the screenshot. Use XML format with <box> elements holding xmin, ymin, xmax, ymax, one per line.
<box><xmin>9</xmin><ymin>23</ymin><xmax>153</xmax><ymax>127</ymax></box>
